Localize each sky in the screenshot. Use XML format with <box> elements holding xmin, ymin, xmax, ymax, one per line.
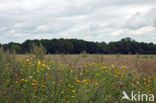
<box><xmin>0</xmin><ymin>0</ymin><xmax>156</xmax><ymax>44</ymax></box>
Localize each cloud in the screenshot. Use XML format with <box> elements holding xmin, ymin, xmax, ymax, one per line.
<box><xmin>130</xmin><ymin>26</ymin><xmax>155</xmax><ymax>35</ymax></box>
<box><xmin>110</xmin><ymin>25</ymin><xmax>155</xmax><ymax>37</ymax></box>
<box><xmin>0</xmin><ymin>0</ymin><xmax>156</xmax><ymax>43</ymax></box>
<box><xmin>0</xmin><ymin>27</ymin><xmax>6</xmax><ymax>31</ymax></box>
<box><xmin>34</xmin><ymin>25</ymin><xmax>48</xmax><ymax>32</ymax></box>
<box><xmin>111</xmin><ymin>29</ymin><xmax>124</xmax><ymax>36</ymax></box>
<box><xmin>11</xmin><ymin>33</ymin><xmax>28</xmax><ymax>37</ymax></box>
<box><xmin>123</xmin><ymin>7</ymin><xmax>156</xmax><ymax>29</ymax></box>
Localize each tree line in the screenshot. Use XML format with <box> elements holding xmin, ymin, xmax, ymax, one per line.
<box><xmin>0</xmin><ymin>37</ymin><xmax>156</xmax><ymax>54</ymax></box>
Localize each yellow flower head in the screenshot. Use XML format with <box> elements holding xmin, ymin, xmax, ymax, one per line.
<box><xmin>72</xmin><ymin>89</ymin><xmax>75</xmax><ymax>93</ymax></box>
<box><xmin>37</xmin><ymin>61</ymin><xmax>41</xmax><ymax>65</ymax></box>
<box><xmin>81</xmin><ymin>79</ymin><xmax>87</xmax><ymax>83</ymax></box>
<box><xmin>21</xmin><ymin>78</ymin><xmax>25</xmax><ymax>82</ymax></box>
<box><xmin>136</xmin><ymin>81</ymin><xmax>140</xmax><ymax>85</ymax></box>
<box><xmin>26</xmin><ymin>59</ymin><xmax>30</xmax><ymax>62</ymax></box>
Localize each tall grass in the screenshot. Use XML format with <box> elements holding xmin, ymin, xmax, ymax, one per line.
<box><xmin>0</xmin><ymin>47</ymin><xmax>155</xmax><ymax>103</ymax></box>
<box><xmin>81</xmin><ymin>50</ymin><xmax>88</xmax><ymax>58</ymax></box>
<box><xmin>31</xmin><ymin>43</ymin><xmax>46</xmax><ymax>61</ymax></box>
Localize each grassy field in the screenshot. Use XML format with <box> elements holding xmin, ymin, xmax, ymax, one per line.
<box><xmin>17</xmin><ymin>54</ymin><xmax>156</xmax><ymax>74</ymax></box>
<box><xmin>0</xmin><ymin>51</ymin><xmax>156</xmax><ymax>102</ymax></box>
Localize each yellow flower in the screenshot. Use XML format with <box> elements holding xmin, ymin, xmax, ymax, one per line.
<box><xmin>121</xmin><ymin>66</ymin><xmax>126</xmax><ymax>68</ymax></box>
<box><xmin>32</xmin><ymin>82</ymin><xmax>39</xmax><ymax>86</ymax></box>
<box><xmin>32</xmin><ymin>79</ymin><xmax>37</xmax><ymax>82</ymax></box>
<box><xmin>81</xmin><ymin>79</ymin><xmax>87</xmax><ymax>83</ymax></box>
<box><xmin>101</xmin><ymin>66</ymin><xmax>106</xmax><ymax>69</ymax></box>
<box><xmin>37</xmin><ymin>61</ymin><xmax>41</xmax><ymax>65</ymax></box>
<box><xmin>21</xmin><ymin>79</ymin><xmax>25</xmax><ymax>82</ymax></box>
<box><xmin>72</xmin><ymin>89</ymin><xmax>75</xmax><ymax>93</ymax></box>
<box><xmin>41</xmin><ymin>79</ymin><xmax>45</xmax><ymax>82</ymax></box>
<box><xmin>29</xmin><ymin>62</ymin><xmax>32</xmax><ymax>65</ymax></box>
<box><xmin>26</xmin><ymin>59</ymin><xmax>30</xmax><ymax>62</ymax></box>
<box><xmin>85</xmin><ymin>83</ymin><xmax>88</xmax><ymax>85</ymax></box>
<box><xmin>136</xmin><ymin>81</ymin><xmax>140</xmax><ymax>85</ymax></box>
<box><xmin>75</xmin><ymin>77</ymin><xmax>80</xmax><ymax>83</ymax></box>
<box><xmin>143</xmin><ymin>78</ymin><xmax>146</xmax><ymax>81</ymax></box>
<box><xmin>42</xmin><ymin>85</ymin><xmax>45</xmax><ymax>88</ymax></box>
<box><xmin>95</xmin><ymin>82</ymin><xmax>99</xmax><ymax>86</ymax></box>
<box><xmin>70</xmin><ymin>70</ymin><xmax>73</xmax><ymax>73</ymax></box>
<box><xmin>92</xmin><ymin>62</ymin><xmax>95</xmax><ymax>65</ymax></box>
<box><xmin>42</xmin><ymin>64</ymin><xmax>46</xmax><ymax>67</ymax></box>
<box><xmin>76</xmin><ymin>80</ymin><xmax>80</xmax><ymax>83</ymax></box>
<box><xmin>24</xmin><ymin>79</ymin><xmax>28</xmax><ymax>82</ymax></box>
<box><xmin>147</xmin><ymin>90</ymin><xmax>151</xmax><ymax>95</ymax></box>
<box><xmin>7</xmin><ymin>80</ymin><xmax>10</xmax><ymax>82</ymax></box>
<box><xmin>111</xmin><ymin>64</ymin><xmax>115</xmax><ymax>68</ymax></box>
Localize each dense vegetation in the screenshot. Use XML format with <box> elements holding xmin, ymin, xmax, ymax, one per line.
<box><xmin>1</xmin><ymin>37</ymin><xmax>156</xmax><ymax>54</ymax></box>
<box><xmin>0</xmin><ymin>48</ymin><xmax>155</xmax><ymax>103</ymax></box>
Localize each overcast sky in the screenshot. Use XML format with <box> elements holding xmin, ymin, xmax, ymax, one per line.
<box><xmin>0</xmin><ymin>0</ymin><xmax>156</xmax><ymax>44</ymax></box>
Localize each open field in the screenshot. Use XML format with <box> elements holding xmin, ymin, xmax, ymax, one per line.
<box><xmin>0</xmin><ymin>52</ymin><xmax>156</xmax><ymax>103</ymax></box>
<box><xmin>17</xmin><ymin>54</ymin><xmax>156</xmax><ymax>74</ymax></box>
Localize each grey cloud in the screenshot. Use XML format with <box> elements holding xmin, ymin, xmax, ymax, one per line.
<box><xmin>123</xmin><ymin>7</ymin><xmax>156</xmax><ymax>30</ymax></box>
<box><xmin>0</xmin><ymin>0</ymin><xmax>156</xmax><ymax>43</ymax></box>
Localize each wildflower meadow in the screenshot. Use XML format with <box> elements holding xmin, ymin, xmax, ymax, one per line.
<box><xmin>0</xmin><ymin>48</ymin><xmax>155</xmax><ymax>103</ymax></box>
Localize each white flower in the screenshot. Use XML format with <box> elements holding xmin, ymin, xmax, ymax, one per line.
<box><xmin>29</xmin><ymin>76</ymin><xmax>33</xmax><ymax>78</ymax></box>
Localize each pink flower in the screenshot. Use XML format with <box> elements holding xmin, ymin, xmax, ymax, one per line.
<box><xmin>33</xmin><ymin>96</ymin><xmax>37</xmax><ymax>99</ymax></box>
<box><xmin>79</xmin><ymin>65</ymin><xmax>83</xmax><ymax>69</ymax></box>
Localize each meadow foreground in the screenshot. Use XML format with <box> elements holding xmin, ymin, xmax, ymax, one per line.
<box><xmin>0</xmin><ymin>53</ymin><xmax>156</xmax><ymax>103</ymax></box>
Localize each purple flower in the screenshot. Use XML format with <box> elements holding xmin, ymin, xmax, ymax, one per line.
<box><xmin>79</xmin><ymin>65</ymin><xmax>83</xmax><ymax>70</ymax></box>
